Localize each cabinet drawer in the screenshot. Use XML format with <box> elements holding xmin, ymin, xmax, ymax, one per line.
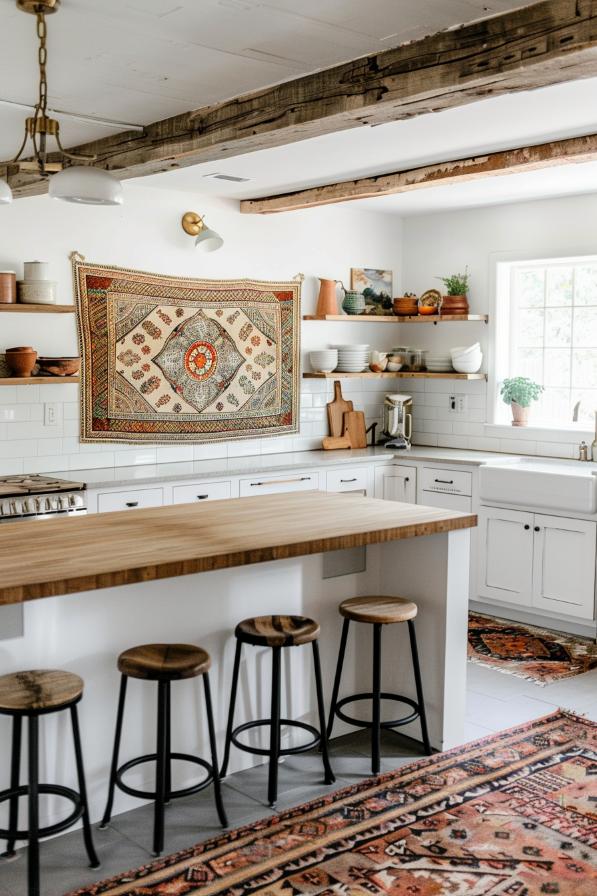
<box><xmin>172</xmin><ymin>480</ymin><xmax>231</xmax><ymax>505</ymax></box>
<box><xmin>421</xmin><ymin>490</ymin><xmax>471</xmax><ymax>512</ymax></box>
<box><xmin>421</xmin><ymin>466</ymin><xmax>472</xmax><ymax>496</ymax></box>
<box><xmin>98</xmin><ymin>487</ymin><xmax>163</xmax><ymax>513</ymax></box>
<box><xmin>326</xmin><ymin>467</ymin><xmax>369</xmax><ymax>494</ymax></box>
<box><xmin>239</xmin><ymin>472</ymin><xmax>319</xmax><ymax>496</ymax></box>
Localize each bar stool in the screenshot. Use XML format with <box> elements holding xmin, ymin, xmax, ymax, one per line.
<box><xmin>100</xmin><ymin>643</ymin><xmax>227</xmax><ymax>856</ymax></box>
<box><xmin>220</xmin><ymin>615</ymin><xmax>335</xmax><ymax>807</ymax></box>
<box><xmin>0</xmin><ymin>669</ymin><xmax>99</xmax><ymax>896</ymax></box>
<box><xmin>327</xmin><ymin>596</ymin><xmax>432</xmax><ymax>775</ymax></box>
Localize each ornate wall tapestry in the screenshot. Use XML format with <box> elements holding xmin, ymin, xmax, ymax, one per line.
<box><xmin>73</xmin><ymin>258</ymin><xmax>301</xmax><ymax>444</ymax></box>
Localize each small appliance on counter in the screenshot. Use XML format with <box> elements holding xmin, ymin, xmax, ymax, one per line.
<box><xmin>0</xmin><ymin>475</ymin><xmax>86</xmax><ymax>523</ymax></box>
<box><xmin>380</xmin><ymin>393</ymin><xmax>413</xmax><ymax>449</ymax></box>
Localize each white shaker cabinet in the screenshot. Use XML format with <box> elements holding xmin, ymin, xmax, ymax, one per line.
<box><xmin>478</xmin><ymin>506</ymin><xmax>596</xmax><ymax>620</ymax></box>
<box><xmin>375</xmin><ymin>464</ymin><xmax>417</xmax><ymax>504</ymax></box>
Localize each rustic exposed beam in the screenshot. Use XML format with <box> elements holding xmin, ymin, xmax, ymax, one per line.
<box><xmin>6</xmin><ymin>0</ymin><xmax>597</xmax><ymax>199</ymax></box>
<box><xmin>239</xmin><ymin>133</ymin><xmax>597</xmax><ymax>214</ymax></box>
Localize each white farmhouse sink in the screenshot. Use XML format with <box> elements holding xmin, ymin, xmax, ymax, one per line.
<box><xmin>479</xmin><ymin>458</ymin><xmax>597</xmax><ymax>514</ymax></box>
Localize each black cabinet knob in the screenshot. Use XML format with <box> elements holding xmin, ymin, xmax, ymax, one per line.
<box><xmin>534</xmin><ymin>526</ymin><xmax>540</xmax><ymax>532</ymax></box>
<box><xmin>524</xmin><ymin>524</ymin><xmax>530</xmax><ymax>530</ymax></box>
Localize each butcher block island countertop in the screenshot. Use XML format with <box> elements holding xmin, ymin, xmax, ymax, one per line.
<box><xmin>0</xmin><ymin>491</ymin><xmax>476</xmax><ymax>606</ymax></box>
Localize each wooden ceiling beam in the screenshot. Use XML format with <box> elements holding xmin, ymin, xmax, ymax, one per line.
<box><xmin>239</xmin><ymin>133</ymin><xmax>597</xmax><ymax>214</ymax></box>
<box><xmin>6</xmin><ymin>0</ymin><xmax>597</xmax><ymax>198</ymax></box>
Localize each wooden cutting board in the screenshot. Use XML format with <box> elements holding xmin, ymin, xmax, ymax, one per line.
<box><xmin>326</xmin><ymin>380</ymin><xmax>353</xmax><ymax>437</ymax></box>
<box><xmin>342</xmin><ymin>410</ymin><xmax>367</xmax><ymax>449</ymax></box>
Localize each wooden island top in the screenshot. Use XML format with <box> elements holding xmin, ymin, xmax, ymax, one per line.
<box><xmin>0</xmin><ymin>491</ymin><xmax>476</xmax><ymax>606</ymax></box>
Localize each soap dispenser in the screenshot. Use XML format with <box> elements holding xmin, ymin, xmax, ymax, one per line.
<box><xmin>591</xmin><ymin>411</ymin><xmax>597</xmax><ymax>462</ymax></box>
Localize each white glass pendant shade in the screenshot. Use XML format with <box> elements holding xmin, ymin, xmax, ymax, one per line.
<box><xmin>0</xmin><ymin>178</ymin><xmax>13</xmax><ymax>204</ymax></box>
<box><xmin>195</xmin><ymin>227</ymin><xmax>224</xmax><ymax>252</ymax></box>
<box><xmin>49</xmin><ymin>166</ymin><xmax>123</xmax><ymax>205</ymax></box>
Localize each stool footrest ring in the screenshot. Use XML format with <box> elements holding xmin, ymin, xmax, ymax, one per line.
<box><xmin>334</xmin><ymin>693</ymin><xmax>420</xmax><ymax>730</ymax></box>
<box><xmin>0</xmin><ymin>783</ymin><xmax>83</xmax><ymax>840</ymax></box>
<box><xmin>115</xmin><ymin>753</ymin><xmax>214</xmax><ymax>802</ymax></box>
<box><xmin>231</xmin><ymin>719</ymin><xmax>321</xmax><ymax>757</ymax></box>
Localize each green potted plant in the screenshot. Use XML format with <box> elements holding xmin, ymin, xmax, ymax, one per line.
<box><xmin>500</xmin><ymin>377</ymin><xmax>544</xmax><ymax>426</ymax></box>
<box><xmin>436</xmin><ymin>268</ymin><xmax>470</xmax><ymax>313</ymax></box>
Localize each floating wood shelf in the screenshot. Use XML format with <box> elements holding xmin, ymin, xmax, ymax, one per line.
<box><xmin>0</xmin><ymin>376</ymin><xmax>80</xmax><ymax>386</ymax></box>
<box><xmin>0</xmin><ymin>304</ymin><xmax>75</xmax><ymax>314</ymax></box>
<box><xmin>303</xmin><ymin>372</ymin><xmax>487</xmax><ymax>380</ymax></box>
<box><xmin>303</xmin><ymin>314</ymin><xmax>488</xmax><ymax>324</ymax></box>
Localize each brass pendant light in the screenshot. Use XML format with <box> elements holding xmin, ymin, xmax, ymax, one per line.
<box><xmin>0</xmin><ymin>0</ymin><xmax>123</xmax><ymax>205</ymax></box>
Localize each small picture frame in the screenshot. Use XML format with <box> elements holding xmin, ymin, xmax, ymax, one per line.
<box><xmin>350</xmin><ymin>268</ymin><xmax>393</xmax><ymax>310</ymax></box>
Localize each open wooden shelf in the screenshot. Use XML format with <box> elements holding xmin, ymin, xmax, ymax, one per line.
<box><xmin>303</xmin><ymin>314</ymin><xmax>488</xmax><ymax>324</ymax></box>
<box><xmin>303</xmin><ymin>371</ymin><xmax>487</xmax><ymax>380</ymax></box>
<box><xmin>0</xmin><ymin>304</ymin><xmax>75</xmax><ymax>314</ymax></box>
<box><xmin>0</xmin><ymin>376</ymin><xmax>80</xmax><ymax>386</ymax></box>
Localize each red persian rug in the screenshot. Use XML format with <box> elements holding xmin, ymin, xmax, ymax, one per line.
<box><xmin>69</xmin><ymin>711</ymin><xmax>596</xmax><ymax>896</ymax></box>
<box><xmin>468</xmin><ymin>612</ymin><xmax>597</xmax><ymax>685</ymax></box>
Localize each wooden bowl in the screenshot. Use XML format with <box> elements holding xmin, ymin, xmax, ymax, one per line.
<box><xmin>5</xmin><ymin>347</ymin><xmax>37</xmax><ymax>377</ymax></box>
<box><xmin>393</xmin><ymin>297</ymin><xmax>419</xmax><ymax>316</ymax></box>
<box><xmin>36</xmin><ymin>356</ymin><xmax>81</xmax><ymax>377</ymax></box>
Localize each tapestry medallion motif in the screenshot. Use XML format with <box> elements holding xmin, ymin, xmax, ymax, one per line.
<box><xmin>73</xmin><ymin>259</ymin><xmax>300</xmax><ymax>443</ymax></box>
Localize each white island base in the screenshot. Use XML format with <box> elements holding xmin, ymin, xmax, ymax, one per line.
<box><xmin>0</xmin><ymin>528</ymin><xmax>469</xmax><ymax>830</ymax></box>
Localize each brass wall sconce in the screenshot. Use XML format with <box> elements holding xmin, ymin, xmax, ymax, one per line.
<box><xmin>181</xmin><ymin>211</ymin><xmax>224</xmax><ymax>252</ymax></box>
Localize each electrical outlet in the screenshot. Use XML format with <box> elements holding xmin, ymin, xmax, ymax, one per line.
<box><xmin>448</xmin><ymin>394</ymin><xmax>468</xmax><ymax>414</ymax></box>
<box><xmin>44</xmin><ymin>402</ymin><xmax>59</xmax><ymax>426</ymax></box>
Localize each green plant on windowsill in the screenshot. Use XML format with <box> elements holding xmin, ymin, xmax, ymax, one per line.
<box><xmin>437</xmin><ymin>268</ymin><xmax>470</xmax><ymax>296</ymax></box>
<box><xmin>500</xmin><ymin>377</ymin><xmax>544</xmax><ymax>427</ymax></box>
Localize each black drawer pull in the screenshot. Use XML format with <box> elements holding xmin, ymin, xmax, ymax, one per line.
<box><xmin>197</xmin><ymin>494</ymin><xmax>209</xmax><ymax>500</ymax></box>
<box><xmin>434</xmin><ymin>478</ymin><xmax>454</xmax><ymax>485</ymax></box>
<box><xmin>534</xmin><ymin>526</ymin><xmax>540</xmax><ymax>532</ymax></box>
<box><xmin>524</xmin><ymin>524</ymin><xmax>530</xmax><ymax>530</ymax></box>
<box><xmin>125</xmin><ymin>501</ymin><xmax>139</xmax><ymax>508</ymax></box>
<box><xmin>340</xmin><ymin>478</ymin><xmax>357</xmax><ymax>483</ymax></box>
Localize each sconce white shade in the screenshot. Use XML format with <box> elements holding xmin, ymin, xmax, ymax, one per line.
<box><xmin>0</xmin><ymin>178</ymin><xmax>13</xmax><ymax>204</ymax></box>
<box><xmin>195</xmin><ymin>227</ymin><xmax>224</xmax><ymax>252</ymax></box>
<box><xmin>49</xmin><ymin>166</ymin><xmax>123</xmax><ymax>206</ymax></box>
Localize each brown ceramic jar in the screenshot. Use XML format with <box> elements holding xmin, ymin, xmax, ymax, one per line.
<box><xmin>0</xmin><ymin>272</ymin><xmax>16</xmax><ymax>304</ymax></box>
<box><xmin>5</xmin><ymin>346</ymin><xmax>37</xmax><ymax>377</ymax></box>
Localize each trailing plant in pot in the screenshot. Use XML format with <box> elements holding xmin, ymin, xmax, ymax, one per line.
<box><xmin>500</xmin><ymin>377</ymin><xmax>544</xmax><ymax>427</ymax></box>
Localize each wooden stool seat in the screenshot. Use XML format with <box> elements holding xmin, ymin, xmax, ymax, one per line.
<box><xmin>117</xmin><ymin>644</ymin><xmax>211</xmax><ymax>681</ymax></box>
<box><xmin>0</xmin><ymin>669</ymin><xmax>83</xmax><ymax>713</ymax></box>
<box><xmin>339</xmin><ymin>596</ymin><xmax>418</xmax><ymax>625</ymax></box>
<box><xmin>235</xmin><ymin>615</ymin><xmax>320</xmax><ymax>647</ymax></box>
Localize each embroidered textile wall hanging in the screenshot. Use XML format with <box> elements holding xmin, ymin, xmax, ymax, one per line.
<box><xmin>73</xmin><ymin>258</ymin><xmax>301</xmax><ymax>444</ymax></box>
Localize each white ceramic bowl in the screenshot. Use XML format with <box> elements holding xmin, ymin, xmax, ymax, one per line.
<box><xmin>451</xmin><ymin>343</ymin><xmax>481</xmax><ymax>359</ymax></box>
<box><xmin>452</xmin><ymin>353</ymin><xmax>483</xmax><ymax>374</ymax></box>
<box><xmin>309</xmin><ymin>350</ymin><xmax>338</xmax><ymax>372</ymax></box>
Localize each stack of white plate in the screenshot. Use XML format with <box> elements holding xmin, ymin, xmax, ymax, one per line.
<box><xmin>426</xmin><ymin>352</ymin><xmax>453</xmax><ymax>373</ymax></box>
<box><xmin>333</xmin><ymin>344</ymin><xmax>370</xmax><ymax>372</ymax></box>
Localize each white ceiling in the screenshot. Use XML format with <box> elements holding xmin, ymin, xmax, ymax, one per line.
<box><xmin>0</xmin><ymin>0</ymin><xmax>527</xmax><ymax>160</ymax></box>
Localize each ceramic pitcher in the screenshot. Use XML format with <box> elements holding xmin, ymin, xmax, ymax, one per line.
<box><xmin>316</xmin><ymin>278</ymin><xmax>343</xmax><ymax>316</ymax></box>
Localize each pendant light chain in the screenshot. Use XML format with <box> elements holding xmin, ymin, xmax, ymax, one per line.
<box><xmin>33</xmin><ymin>11</ymin><xmax>49</xmax><ymax>173</ymax></box>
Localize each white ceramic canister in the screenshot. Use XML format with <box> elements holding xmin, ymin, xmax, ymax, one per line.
<box><xmin>23</xmin><ymin>261</ymin><xmax>50</xmax><ymax>281</ymax></box>
<box><xmin>17</xmin><ymin>280</ymin><xmax>57</xmax><ymax>305</ymax></box>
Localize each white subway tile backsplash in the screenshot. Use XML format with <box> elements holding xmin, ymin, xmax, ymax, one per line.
<box><xmin>0</xmin><ymin>440</ymin><xmax>36</xmax><ymax>460</ymax></box>
<box><xmin>16</xmin><ymin>386</ymin><xmax>39</xmax><ymax>404</ymax></box>
<box><xmin>37</xmin><ymin>438</ymin><xmax>63</xmax><ymax>456</ymax></box>
<box><xmin>67</xmin><ymin>452</ymin><xmax>115</xmax><ymax>470</ymax></box>
<box><xmin>437</xmin><ymin>434</ymin><xmax>469</xmax><ymax>449</ymax></box>
<box><xmin>155</xmin><ymin>446</ymin><xmax>195</xmax><ymax>464</ymax></box>
<box><xmin>114</xmin><ymin>449</ymin><xmax>158</xmax><ymax>467</ymax></box>
<box><xmin>0</xmin><ymin>387</ymin><xmax>18</xmax><ymax>404</ymax></box>
<box><xmin>499</xmin><ymin>438</ymin><xmax>537</xmax><ymax>455</ymax></box>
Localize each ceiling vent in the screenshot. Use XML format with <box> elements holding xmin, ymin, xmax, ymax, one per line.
<box><xmin>202</xmin><ymin>173</ymin><xmax>252</xmax><ymax>183</ymax></box>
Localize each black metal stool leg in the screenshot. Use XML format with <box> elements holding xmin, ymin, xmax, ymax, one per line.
<box><xmin>70</xmin><ymin>705</ymin><xmax>100</xmax><ymax>869</ymax></box>
<box><xmin>312</xmin><ymin>641</ymin><xmax>335</xmax><ymax>785</ymax></box>
<box><xmin>4</xmin><ymin>714</ymin><xmax>22</xmax><ymax>857</ymax></box>
<box><xmin>165</xmin><ymin>682</ymin><xmax>172</xmax><ymax>803</ymax></box>
<box><xmin>327</xmin><ymin>618</ymin><xmax>350</xmax><ymax>740</ymax></box>
<box><xmin>267</xmin><ymin>646</ymin><xmax>281</xmax><ymax>808</ymax></box>
<box><xmin>153</xmin><ymin>680</ymin><xmax>168</xmax><ymax>856</ymax></box>
<box><xmin>220</xmin><ymin>638</ymin><xmax>242</xmax><ymax>778</ymax></box>
<box><xmin>371</xmin><ymin>623</ymin><xmax>382</xmax><ymax>775</ymax></box>
<box><xmin>203</xmin><ymin>673</ymin><xmax>228</xmax><ymax>828</ymax></box>
<box><xmin>100</xmin><ymin>675</ymin><xmax>128</xmax><ymax>828</ymax></box>
<box><xmin>27</xmin><ymin>715</ymin><xmax>40</xmax><ymax>896</ymax></box>
<box><xmin>408</xmin><ymin>620</ymin><xmax>432</xmax><ymax>755</ymax></box>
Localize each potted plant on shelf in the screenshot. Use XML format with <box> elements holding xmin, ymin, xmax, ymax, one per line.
<box><xmin>437</xmin><ymin>268</ymin><xmax>470</xmax><ymax>313</ymax></box>
<box><xmin>500</xmin><ymin>377</ymin><xmax>544</xmax><ymax>426</ymax></box>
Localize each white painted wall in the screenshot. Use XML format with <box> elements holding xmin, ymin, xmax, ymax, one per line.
<box><xmin>0</xmin><ymin>184</ymin><xmax>401</xmax><ymax>474</ymax></box>
<box><xmin>402</xmin><ymin>192</ymin><xmax>597</xmax><ymax>457</ymax></box>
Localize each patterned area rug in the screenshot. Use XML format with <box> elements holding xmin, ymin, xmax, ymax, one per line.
<box><xmin>68</xmin><ymin>711</ymin><xmax>596</xmax><ymax>896</ymax></box>
<box><xmin>468</xmin><ymin>612</ymin><xmax>597</xmax><ymax>686</ymax></box>
<box><xmin>73</xmin><ymin>257</ymin><xmax>301</xmax><ymax>444</ymax></box>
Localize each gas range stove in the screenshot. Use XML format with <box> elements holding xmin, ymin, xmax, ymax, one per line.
<box><xmin>0</xmin><ymin>475</ymin><xmax>86</xmax><ymax>522</ymax></box>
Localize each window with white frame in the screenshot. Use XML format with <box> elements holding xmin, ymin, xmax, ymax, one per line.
<box><xmin>495</xmin><ymin>257</ymin><xmax>597</xmax><ymax>428</ymax></box>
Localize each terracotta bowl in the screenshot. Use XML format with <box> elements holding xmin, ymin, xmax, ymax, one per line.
<box><xmin>36</xmin><ymin>356</ymin><xmax>81</xmax><ymax>377</ymax></box>
<box><xmin>5</xmin><ymin>346</ymin><xmax>37</xmax><ymax>378</ymax></box>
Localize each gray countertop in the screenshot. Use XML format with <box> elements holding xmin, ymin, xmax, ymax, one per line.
<box><xmin>62</xmin><ymin>445</ymin><xmax>511</xmax><ymax>491</ymax></box>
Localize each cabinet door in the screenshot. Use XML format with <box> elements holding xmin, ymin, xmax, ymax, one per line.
<box><xmin>326</xmin><ymin>467</ymin><xmax>370</xmax><ymax>495</ymax></box>
<box><xmin>532</xmin><ymin>514</ymin><xmax>596</xmax><ymax>620</ymax></box>
<box><xmin>375</xmin><ymin>465</ymin><xmax>417</xmax><ymax>503</ymax></box>
<box><xmin>478</xmin><ymin>506</ymin><xmax>534</xmax><ymax>606</ymax></box>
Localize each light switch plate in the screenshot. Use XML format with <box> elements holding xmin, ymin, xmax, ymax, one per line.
<box><xmin>44</xmin><ymin>402</ymin><xmax>60</xmax><ymax>426</ymax></box>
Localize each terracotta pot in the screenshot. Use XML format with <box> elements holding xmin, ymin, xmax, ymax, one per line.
<box><xmin>511</xmin><ymin>402</ymin><xmax>529</xmax><ymax>427</ymax></box>
<box><xmin>5</xmin><ymin>346</ymin><xmax>37</xmax><ymax>378</ymax></box>
<box><xmin>316</xmin><ymin>278</ymin><xmax>341</xmax><ymax>316</ymax></box>
<box><xmin>0</xmin><ymin>272</ymin><xmax>16</xmax><ymax>304</ymax></box>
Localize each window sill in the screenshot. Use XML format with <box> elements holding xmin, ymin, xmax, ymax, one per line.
<box><xmin>485</xmin><ymin>423</ymin><xmax>593</xmax><ymax>443</ymax></box>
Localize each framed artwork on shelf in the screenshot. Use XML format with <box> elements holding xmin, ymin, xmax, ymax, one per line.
<box><xmin>350</xmin><ymin>268</ymin><xmax>393</xmax><ymax>312</ymax></box>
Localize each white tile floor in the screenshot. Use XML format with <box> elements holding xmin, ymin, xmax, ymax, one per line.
<box><xmin>1</xmin><ymin>660</ymin><xmax>595</xmax><ymax>896</ymax></box>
